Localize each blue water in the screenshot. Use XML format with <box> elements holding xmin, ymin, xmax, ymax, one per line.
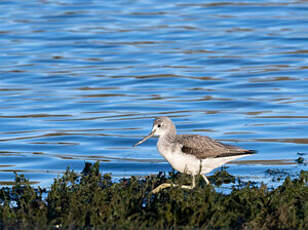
<box><xmin>0</xmin><ymin>0</ymin><xmax>307</xmax><ymax>187</ymax></box>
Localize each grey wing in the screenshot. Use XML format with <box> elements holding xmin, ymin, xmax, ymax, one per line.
<box><xmin>177</xmin><ymin>135</ymin><xmax>255</xmax><ymax>159</ymax></box>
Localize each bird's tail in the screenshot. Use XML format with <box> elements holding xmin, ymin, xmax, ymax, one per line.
<box><xmin>245</xmin><ymin>150</ymin><xmax>257</xmax><ymax>154</ymax></box>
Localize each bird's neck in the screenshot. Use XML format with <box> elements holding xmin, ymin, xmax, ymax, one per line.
<box><xmin>157</xmin><ymin>125</ymin><xmax>177</xmax><ymax>154</ymax></box>
<box><xmin>158</xmin><ymin>131</ymin><xmax>176</xmax><ymax>146</ymax></box>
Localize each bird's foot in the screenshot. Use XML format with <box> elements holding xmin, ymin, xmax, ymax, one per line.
<box><xmin>152</xmin><ymin>183</ymin><xmax>172</xmax><ymax>193</ymax></box>
<box><xmin>152</xmin><ymin>183</ymin><xmax>195</xmax><ymax>193</ymax></box>
<box><xmin>180</xmin><ymin>185</ymin><xmax>195</xmax><ymax>190</ymax></box>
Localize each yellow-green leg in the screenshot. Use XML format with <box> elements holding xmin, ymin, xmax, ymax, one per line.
<box><xmin>152</xmin><ymin>175</ymin><xmax>196</xmax><ymax>193</ymax></box>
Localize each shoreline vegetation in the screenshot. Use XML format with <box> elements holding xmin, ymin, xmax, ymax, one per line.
<box><xmin>0</xmin><ymin>162</ymin><xmax>307</xmax><ymax>229</ymax></box>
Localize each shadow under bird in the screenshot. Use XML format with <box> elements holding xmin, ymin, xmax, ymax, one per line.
<box><xmin>134</xmin><ymin>116</ymin><xmax>256</xmax><ymax>193</ymax></box>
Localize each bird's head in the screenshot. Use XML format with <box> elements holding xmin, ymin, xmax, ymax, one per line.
<box><xmin>134</xmin><ymin>116</ymin><xmax>176</xmax><ymax>147</ymax></box>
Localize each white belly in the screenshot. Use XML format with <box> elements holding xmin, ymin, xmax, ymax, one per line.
<box><xmin>158</xmin><ymin>144</ymin><xmax>202</xmax><ymax>175</ymax></box>
<box><xmin>163</xmin><ymin>149</ymin><xmax>201</xmax><ymax>174</ymax></box>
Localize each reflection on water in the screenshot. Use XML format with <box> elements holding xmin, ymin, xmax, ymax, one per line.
<box><xmin>0</xmin><ymin>0</ymin><xmax>307</xmax><ymax>187</ymax></box>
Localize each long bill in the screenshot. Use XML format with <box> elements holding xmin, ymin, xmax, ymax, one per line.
<box><xmin>133</xmin><ymin>129</ymin><xmax>155</xmax><ymax>147</ymax></box>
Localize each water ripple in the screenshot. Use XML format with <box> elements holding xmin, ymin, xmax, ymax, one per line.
<box><xmin>0</xmin><ymin>0</ymin><xmax>307</xmax><ymax>187</ymax></box>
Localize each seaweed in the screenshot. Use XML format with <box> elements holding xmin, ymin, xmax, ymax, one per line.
<box><xmin>296</xmin><ymin>157</ymin><xmax>305</xmax><ymax>164</ymax></box>
<box><xmin>0</xmin><ymin>162</ymin><xmax>307</xmax><ymax>230</ymax></box>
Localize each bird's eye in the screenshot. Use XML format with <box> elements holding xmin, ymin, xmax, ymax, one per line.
<box><xmin>157</xmin><ymin>124</ymin><xmax>161</xmax><ymax>128</ymax></box>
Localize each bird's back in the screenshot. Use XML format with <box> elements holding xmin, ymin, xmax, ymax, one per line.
<box><xmin>175</xmin><ymin>134</ymin><xmax>255</xmax><ymax>159</ymax></box>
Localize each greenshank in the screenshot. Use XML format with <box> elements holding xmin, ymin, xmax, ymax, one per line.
<box><xmin>134</xmin><ymin>116</ymin><xmax>256</xmax><ymax>193</ymax></box>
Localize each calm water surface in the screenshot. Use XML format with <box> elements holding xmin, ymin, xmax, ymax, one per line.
<box><xmin>0</xmin><ymin>0</ymin><xmax>307</xmax><ymax>187</ymax></box>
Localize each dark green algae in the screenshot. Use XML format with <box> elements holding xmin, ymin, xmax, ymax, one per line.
<box><xmin>0</xmin><ymin>162</ymin><xmax>307</xmax><ymax>230</ymax></box>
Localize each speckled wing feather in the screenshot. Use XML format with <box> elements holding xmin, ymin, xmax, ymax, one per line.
<box><xmin>177</xmin><ymin>135</ymin><xmax>255</xmax><ymax>159</ymax></box>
